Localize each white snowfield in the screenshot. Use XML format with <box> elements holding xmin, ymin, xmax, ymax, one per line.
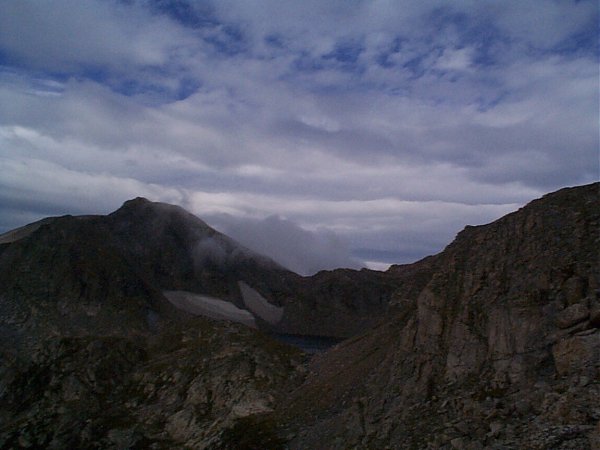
<box><xmin>238</xmin><ymin>281</ymin><xmax>284</xmax><ymax>325</ymax></box>
<box><xmin>163</xmin><ymin>290</ymin><xmax>257</xmax><ymax>328</ymax></box>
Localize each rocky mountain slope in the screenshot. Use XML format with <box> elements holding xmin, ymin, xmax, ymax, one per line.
<box><xmin>280</xmin><ymin>182</ymin><xmax>600</xmax><ymax>449</ymax></box>
<box><xmin>0</xmin><ymin>197</ymin><xmax>402</xmax><ymax>340</ymax></box>
<box><xmin>0</xmin><ymin>182</ymin><xmax>598</xmax><ymax>449</ymax></box>
<box><xmin>0</xmin><ymin>316</ymin><xmax>305</xmax><ymax>449</ymax></box>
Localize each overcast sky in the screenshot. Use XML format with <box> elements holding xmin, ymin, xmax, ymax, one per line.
<box><xmin>0</xmin><ymin>0</ymin><xmax>598</xmax><ymax>274</ymax></box>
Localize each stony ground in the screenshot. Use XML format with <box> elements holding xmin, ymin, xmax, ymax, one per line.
<box><xmin>0</xmin><ymin>318</ymin><xmax>305</xmax><ymax>449</ymax></box>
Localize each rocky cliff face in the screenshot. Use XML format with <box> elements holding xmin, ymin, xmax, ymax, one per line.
<box><xmin>282</xmin><ymin>182</ymin><xmax>599</xmax><ymax>449</ymax></box>
<box><xmin>0</xmin><ymin>183</ymin><xmax>598</xmax><ymax>449</ymax></box>
<box><xmin>0</xmin><ymin>318</ymin><xmax>305</xmax><ymax>449</ymax></box>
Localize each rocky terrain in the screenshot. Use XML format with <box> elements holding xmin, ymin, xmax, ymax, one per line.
<box><xmin>0</xmin><ymin>182</ymin><xmax>598</xmax><ymax>449</ymax></box>
<box><xmin>280</xmin><ymin>182</ymin><xmax>600</xmax><ymax>449</ymax></box>
<box><xmin>0</xmin><ymin>317</ymin><xmax>305</xmax><ymax>449</ymax></box>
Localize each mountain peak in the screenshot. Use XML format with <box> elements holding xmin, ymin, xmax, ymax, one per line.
<box><xmin>110</xmin><ymin>197</ymin><xmax>204</xmax><ymax>228</ymax></box>
<box><xmin>123</xmin><ymin>196</ymin><xmax>151</xmax><ymax>206</ymax></box>
<box><xmin>116</xmin><ymin>197</ymin><xmax>166</xmax><ymax>213</ymax></box>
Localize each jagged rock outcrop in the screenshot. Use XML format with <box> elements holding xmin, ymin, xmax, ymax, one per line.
<box><xmin>281</xmin><ymin>182</ymin><xmax>599</xmax><ymax>449</ymax></box>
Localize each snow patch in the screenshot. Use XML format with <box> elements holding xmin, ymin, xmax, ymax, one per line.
<box><xmin>238</xmin><ymin>281</ymin><xmax>284</xmax><ymax>325</ymax></box>
<box><xmin>163</xmin><ymin>290</ymin><xmax>257</xmax><ymax>328</ymax></box>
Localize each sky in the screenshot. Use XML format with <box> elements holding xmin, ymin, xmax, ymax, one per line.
<box><xmin>0</xmin><ymin>0</ymin><xmax>598</xmax><ymax>275</ymax></box>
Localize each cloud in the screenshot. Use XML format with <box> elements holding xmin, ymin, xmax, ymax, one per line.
<box><xmin>493</xmin><ymin>0</ymin><xmax>598</xmax><ymax>49</ymax></box>
<box><xmin>0</xmin><ymin>1</ymin><xmax>192</xmax><ymax>71</ymax></box>
<box><xmin>434</xmin><ymin>47</ymin><xmax>474</xmax><ymax>72</ymax></box>
<box><xmin>0</xmin><ymin>156</ymin><xmax>185</xmax><ymax>222</ymax></box>
<box><xmin>208</xmin><ymin>215</ymin><xmax>363</xmax><ymax>276</ymax></box>
<box><xmin>193</xmin><ymin>236</ymin><xmax>231</xmax><ymax>269</ymax></box>
<box><xmin>0</xmin><ymin>0</ymin><xmax>597</xmax><ymax>269</ymax></box>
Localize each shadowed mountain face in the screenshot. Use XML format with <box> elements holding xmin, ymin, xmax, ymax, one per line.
<box><xmin>0</xmin><ymin>212</ymin><xmax>174</xmax><ymax>345</ymax></box>
<box><xmin>0</xmin><ymin>197</ymin><xmax>405</xmax><ymax>340</ymax></box>
<box><xmin>280</xmin><ymin>182</ymin><xmax>600</xmax><ymax>449</ymax></box>
<box><xmin>0</xmin><ymin>183</ymin><xmax>598</xmax><ymax>449</ymax></box>
<box><xmin>106</xmin><ymin>197</ymin><xmax>292</xmax><ymax>301</ymax></box>
<box><xmin>104</xmin><ymin>197</ymin><xmax>407</xmax><ymax>337</ymax></box>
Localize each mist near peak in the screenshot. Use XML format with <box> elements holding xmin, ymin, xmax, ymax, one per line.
<box><xmin>192</xmin><ymin>236</ymin><xmax>230</xmax><ymax>269</ymax></box>
<box><xmin>208</xmin><ymin>214</ymin><xmax>364</xmax><ymax>276</ymax></box>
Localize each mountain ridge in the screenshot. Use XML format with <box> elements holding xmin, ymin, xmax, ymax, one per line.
<box><xmin>0</xmin><ymin>182</ymin><xmax>598</xmax><ymax>449</ymax></box>
<box><xmin>0</xmin><ymin>195</ymin><xmax>404</xmax><ymax>340</ymax></box>
<box><xmin>279</xmin><ymin>182</ymin><xmax>600</xmax><ymax>449</ymax></box>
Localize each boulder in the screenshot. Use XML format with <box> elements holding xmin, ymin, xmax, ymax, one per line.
<box><xmin>552</xmin><ymin>332</ymin><xmax>600</xmax><ymax>376</ymax></box>
<box><xmin>555</xmin><ymin>302</ymin><xmax>590</xmax><ymax>329</ymax></box>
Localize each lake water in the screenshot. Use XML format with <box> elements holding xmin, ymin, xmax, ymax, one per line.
<box><xmin>271</xmin><ymin>334</ymin><xmax>343</xmax><ymax>354</ymax></box>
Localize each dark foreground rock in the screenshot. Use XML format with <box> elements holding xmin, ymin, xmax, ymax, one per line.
<box><xmin>0</xmin><ymin>319</ymin><xmax>304</xmax><ymax>449</ymax></box>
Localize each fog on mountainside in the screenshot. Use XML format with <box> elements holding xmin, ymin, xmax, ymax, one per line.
<box><xmin>208</xmin><ymin>214</ymin><xmax>364</xmax><ymax>276</ymax></box>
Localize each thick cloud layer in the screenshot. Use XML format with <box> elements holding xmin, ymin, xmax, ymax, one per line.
<box><xmin>0</xmin><ymin>0</ymin><xmax>597</xmax><ymax>272</ymax></box>
<box><xmin>210</xmin><ymin>214</ymin><xmax>362</xmax><ymax>276</ymax></box>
